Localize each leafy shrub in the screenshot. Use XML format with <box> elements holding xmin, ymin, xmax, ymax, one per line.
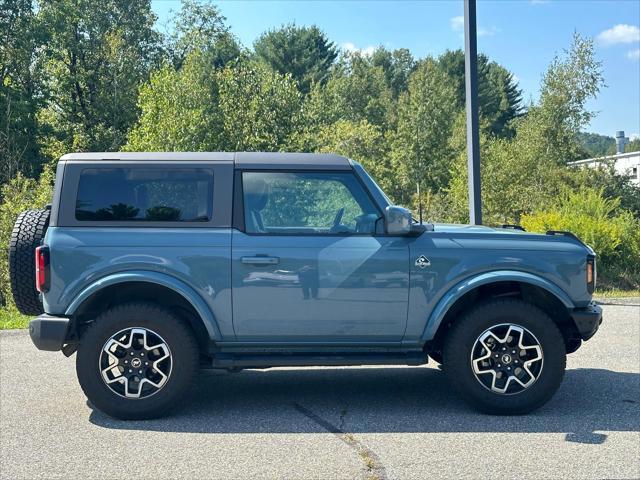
<box><xmin>521</xmin><ymin>188</ymin><xmax>640</xmax><ymax>289</ymax></box>
<box><xmin>567</xmin><ymin>163</ymin><xmax>640</xmax><ymax>219</ymax></box>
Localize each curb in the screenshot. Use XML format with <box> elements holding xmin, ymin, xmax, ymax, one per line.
<box><xmin>594</xmin><ymin>297</ymin><xmax>640</xmax><ymax>306</ymax></box>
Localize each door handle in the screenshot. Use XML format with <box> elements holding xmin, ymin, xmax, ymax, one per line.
<box><xmin>241</xmin><ymin>255</ymin><xmax>280</xmax><ymax>265</ymax></box>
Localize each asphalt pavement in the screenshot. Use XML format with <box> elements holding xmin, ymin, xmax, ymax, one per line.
<box><xmin>1</xmin><ymin>304</ymin><xmax>639</xmax><ymax>480</ymax></box>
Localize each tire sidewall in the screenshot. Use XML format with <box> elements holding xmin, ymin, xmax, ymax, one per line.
<box><xmin>444</xmin><ymin>300</ymin><xmax>566</xmax><ymax>414</ymax></box>
<box><xmin>76</xmin><ymin>303</ymin><xmax>198</xmax><ymax>420</ymax></box>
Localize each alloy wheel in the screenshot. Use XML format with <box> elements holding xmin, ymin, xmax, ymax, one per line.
<box><xmin>99</xmin><ymin>327</ymin><xmax>172</xmax><ymax>399</ymax></box>
<box><xmin>470</xmin><ymin>323</ymin><xmax>544</xmax><ymax>395</ymax></box>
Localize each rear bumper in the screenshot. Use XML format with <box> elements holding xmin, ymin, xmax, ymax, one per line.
<box><xmin>570</xmin><ymin>303</ymin><xmax>603</xmax><ymax>340</ymax></box>
<box><xmin>29</xmin><ymin>315</ymin><xmax>70</xmax><ymax>351</ymax></box>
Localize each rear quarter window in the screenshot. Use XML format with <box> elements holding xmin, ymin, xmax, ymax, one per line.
<box><xmin>75</xmin><ymin>168</ymin><xmax>213</xmax><ymax>222</ymax></box>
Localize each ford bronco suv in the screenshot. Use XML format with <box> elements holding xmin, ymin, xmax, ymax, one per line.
<box><xmin>9</xmin><ymin>152</ymin><xmax>602</xmax><ymax>419</ymax></box>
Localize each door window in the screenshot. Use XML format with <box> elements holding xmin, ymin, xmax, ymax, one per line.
<box><xmin>242</xmin><ymin>172</ymin><xmax>380</xmax><ymax>234</ymax></box>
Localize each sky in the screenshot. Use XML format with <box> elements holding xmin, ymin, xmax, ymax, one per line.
<box><xmin>151</xmin><ymin>0</ymin><xmax>640</xmax><ymax>140</ymax></box>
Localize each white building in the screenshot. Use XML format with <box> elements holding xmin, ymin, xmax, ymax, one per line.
<box><xmin>568</xmin><ymin>151</ymin><xmax>640</xmax><ymax>186</ymax></box>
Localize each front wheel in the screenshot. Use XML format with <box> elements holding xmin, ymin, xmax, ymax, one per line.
<box><xmin>443</xmin><ymin>299</ymin><xmax>566</xmax><ymax>415</ymax></box>
<box><xmin>76</xmin><ymin>303</ymin><xmax>198</xmax><ymax>420</ymax></box>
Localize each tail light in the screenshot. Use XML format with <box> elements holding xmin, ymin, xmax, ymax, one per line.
<box><xmin>35</xmin><ymin>246</ymin><xmax>50</xmax><ymax>292</ymax></box>
<box><xmin>586</xmin><ymin>255</ymin><xmax>596</xmax><ymax>294</ymax></box>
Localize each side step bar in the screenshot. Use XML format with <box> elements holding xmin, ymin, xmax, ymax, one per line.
<box><xmin>209</xmin><ymin>352</ymin><xmax>429</xmax><ymax>369</ymax></box>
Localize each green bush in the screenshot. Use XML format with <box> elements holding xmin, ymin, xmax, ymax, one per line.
<box><xmin>0</xmin><ymin>165</ymin><xmax>55</xmax><ymax>308</ymax></box>
<box><xmin>521</xmin><ymin>188</ymin><xmax>640</xmax><ymax>289</ymax></box>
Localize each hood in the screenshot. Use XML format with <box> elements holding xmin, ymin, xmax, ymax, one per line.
<box><xmin>420</xmin><ymin>222</ymin><xmax>593</xmax><ymax>254</ymax></box>
<box><xmin>430</xmin><ymin>223</ymin><xmax>527</xmax><ymax>235</ymax></box>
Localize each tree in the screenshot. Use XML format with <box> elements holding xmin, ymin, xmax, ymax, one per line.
<box><xmin>37</xmin><ymin>0</ymin><xmax>161</xmax><ymax>154</ymax></box>
<box><xmin>447</xmin><ymin>34</ymin><xmax>606</xmax><ymax>224</ymax></box>
<box><xmin>217</xmin><ymin>59</ymin><xmax>302</xmax><ymax>151</ymax></box>
<box><xmin>535</xmin><ymin>33</ymin><xmax>604</xmax><ymax>164</ymax></box>
<box><xmin>0</xmin><ymin>0</ymin><xmax>45</xmax><ymax>184</ymax></box>
<box><xmin>126</xmin><ymin>51</ymin><xmax>221</xmax><ymax>151</ymax></box>
<box><xmin>625</xmin><ymin>137</ymin><xmax>640</xmax><ymax>153</ymax></box>
<box><xmin>304</xmin><ymin>52</ymin><xmax>394</xmax><ymax>132</ymax></box>
<box><xmin>437</xmin><ymin>49</ymin><xmax>522</xmax><ymax>138</ymax></box>
<box><xmin>483</xmin><ymin>63</ymin><xmax>523</xmax><ymax>138</ymax></box>
<box><xmin>304</xmin><ymin>119</ymin><xmax>394</xmax><ymax>195</ymax></box>
<box><xmin>576</xmin><ymin>131</ymin><xmax>615</xmax><ymax>157</ymax></box>
<box><xmin>254</xmin><ymin>24</ymin><xmax>337</xmax><ymax>94</ymax></box>
<box><xmin>391</xmin><ymin>58</ymin><xmax>457</xmax><ymax>205</ymax></box>
<box><xmin>127</xmin><ymin>53</ymin><xmax>302</xmax><ymax>152</ymax></box>
<box><xmin>167</xmin><ymin>0</ymin><xmax>239</xmax><ymax>69</ymax></box>
<box><xmin>370</xmin><ymin>47</ymin><xmax>415</xmax><ymax>98</ymax></box>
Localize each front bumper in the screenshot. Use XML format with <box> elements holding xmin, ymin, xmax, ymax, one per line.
<box><xmin>29</xmin><ymin>315</ymin><xmax>70</xmax><ymax>351</ymax></box>
<box><xmin>570</xmin><ymin>302</ymin><xmax>603</xmax><ymax>340</ymax></box>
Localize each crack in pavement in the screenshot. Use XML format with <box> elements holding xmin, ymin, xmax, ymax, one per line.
<box><xmin>293</xmin><ymin>403</ymin><xmax>388</xmax><ymax>480</ymax></box>
<box><xmin>339</xmin><ymin>407</ymin><xmax>348</xmax><ymax>431</ymax></box>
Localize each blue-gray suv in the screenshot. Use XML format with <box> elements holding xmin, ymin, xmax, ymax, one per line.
<box><xmin>9</xmin><ymin>152</ymin><xmax>602</xmax><ymax>419</ymax></box>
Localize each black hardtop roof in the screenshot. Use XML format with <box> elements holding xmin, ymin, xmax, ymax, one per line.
<box><xmin>59</xmin><ymin>152</ymin><xmax>352</xmax><ymax>169</ymax></box>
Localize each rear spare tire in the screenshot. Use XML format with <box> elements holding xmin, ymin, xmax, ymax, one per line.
<box><xmin>9</xmin><ymin>208</ymin><xmax>50</xmax><ymax>315</ymax></box>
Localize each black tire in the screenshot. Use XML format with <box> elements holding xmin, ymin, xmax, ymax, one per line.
<box><xmin>443</xmin><ymin>299</ymin><xmax>566</xmax><ymax>415</ymax></box>
<box><xmin>76</xmin><ymin>302</ymin><xmax>199</xmax><ymax>420</ymax></box>
<box><xmin>9</xmin><ymin>209</ymin><xmax>50</xmax><ymax>315</ymax></box>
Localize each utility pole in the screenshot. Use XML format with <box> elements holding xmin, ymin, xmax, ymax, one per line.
<box><xmin>464</xmin><ymin>0</ymin><xmax>482</xmax><ymax>225</ymax></box>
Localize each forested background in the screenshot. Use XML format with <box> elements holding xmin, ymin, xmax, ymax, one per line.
<box><xmin>1</xmin><ymin>0</ymin><xmax>639</xmax><ymax>309</ymax></box>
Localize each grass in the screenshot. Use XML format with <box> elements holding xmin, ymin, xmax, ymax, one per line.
<box><xmin>0</xmin><ymin>286</ymin><xmax>638</xmax><ymax>330</ymax></box>
<box><xmin>594</xmin><ymin>289</ymin><xmax>640</xmax><ymax>298</ymax></box>
<box><xmin>0</xmin><ymin>308</ymin><xmax>30</xmax><ymax>330</ymax></box>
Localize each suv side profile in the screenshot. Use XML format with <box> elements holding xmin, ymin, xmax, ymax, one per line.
<box><xmin>10</xmin><ymin>152</ymin><xmax>602</xmax><ymax>419</ymax></box>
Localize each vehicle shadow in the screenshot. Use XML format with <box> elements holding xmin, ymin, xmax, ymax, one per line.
<box><xmin>89</xmin><ymin>367</ymin><xmax>640</xmax><ymax>444</ymax></box>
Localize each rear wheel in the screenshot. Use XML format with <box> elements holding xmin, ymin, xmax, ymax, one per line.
<box><xmin>76</xmin><ymin>303</ymin><xmax>198</xmax><ymax>420</ymax></box>
<box><xmin>9</xmin><ymin>209</ymin><xmax>50</xmax><ymax>315</ymax></box>
<box><xmin>443</xmin><ymin>299</ymin><xmax>566</xmax><ymax>414</ymax></box>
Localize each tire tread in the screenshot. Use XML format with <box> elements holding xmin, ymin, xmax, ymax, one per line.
<box><xmin>9</xmin><ymin>209</ymin><xmax>50</xmax><ymax>315</ymax></box>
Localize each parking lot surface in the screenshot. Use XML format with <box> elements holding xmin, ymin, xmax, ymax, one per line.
<box><xmin>1</xmin><ymin>304</ymin><xmax>639</xmax><ymax>480</ymax></box>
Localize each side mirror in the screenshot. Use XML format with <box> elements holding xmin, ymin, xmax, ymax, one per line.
<box><xmin>385</xmin><ymin>206</ymin><xmax>412</xmax><ymax>235</ymax></box>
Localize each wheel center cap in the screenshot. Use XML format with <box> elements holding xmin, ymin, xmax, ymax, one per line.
<box><xmin>131</xmin><ymin>358</ymin><xmax>142</xmax><ymax>368</ymax></box>
<box><xmin>501</xmin><ymin>353</ymin><xmax>512</xmax><ymax>365</ymax></box>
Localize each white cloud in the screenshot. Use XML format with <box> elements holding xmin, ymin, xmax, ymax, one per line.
<box><xmin>629</xmin><ymin>133</ymin><xmax>640</xmax><ymax>141</ymax></box>
<box><xmin>597</xmin><ymin>24</ymin><xmax>640</xmax><ymax>46</ymax></box>
<box><xmin>451</xmin><ymin>15</ymin><xmax>498</xmax><ymax>36</ymax></box>
<box><xmin>342</xmin><ymin>42</ymin><xmax>357</xmax><ymax>52</ymax></box>
<box><xmin>342</xmin><ymin>42</ymin><xmax>375</xmax><ymax>57</ymax></box>
<box><xmin>627</xmin><ymin>48</ymin><xmax>640</xmax><ymax>61</ymax></box>
<box><xmin>478</xmin><ymin>26</ymin><xmax>499</xmax><ymax>37</ymax></box>
<box><xmin>450</xmin><ymin>16</ymin><xmax>464</xmax><ymax>31</ymax></box>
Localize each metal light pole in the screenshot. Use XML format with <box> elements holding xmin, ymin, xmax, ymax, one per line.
<box><xmin>464</xmin><ymin>0</ymin><xmax>482</xmax><ymax>225</ymax></box>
